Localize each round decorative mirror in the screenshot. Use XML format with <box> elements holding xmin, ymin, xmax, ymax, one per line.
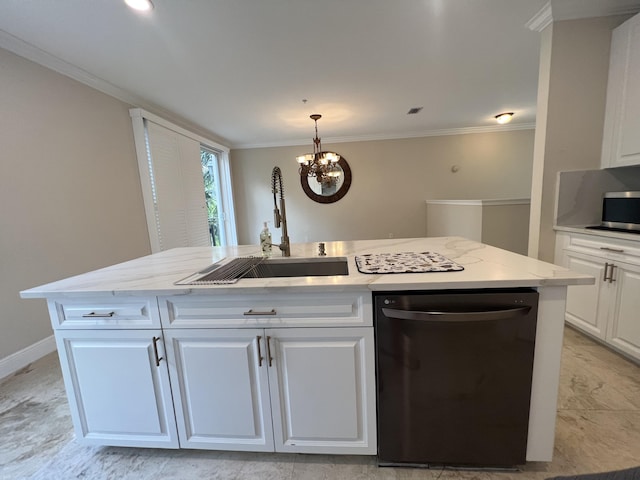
<box><xmin>300</xmin><ymin>154</ymin><xmax>352</xmax><ymax>204</ymax></box>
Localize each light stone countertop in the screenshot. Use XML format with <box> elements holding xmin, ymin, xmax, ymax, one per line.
<box><xmin>20</xmin><ymin>237</ymin><xmax>594</xmax><ymax>299</ymax></box>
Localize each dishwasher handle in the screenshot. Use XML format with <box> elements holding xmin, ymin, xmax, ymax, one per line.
<box><xmin>381</xmin><ymin>306</ymin><xmax>531</xmax><ymax>322</ymax></box>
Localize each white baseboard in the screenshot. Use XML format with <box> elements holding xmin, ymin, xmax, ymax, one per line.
<box><xmin>0</xmin><ymin>335</ymin><xmax>57</xmax><ymax>380</ymax></box>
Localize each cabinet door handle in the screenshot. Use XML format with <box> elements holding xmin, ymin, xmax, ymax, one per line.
<box><xmin>266</xmin><ymin>336</ymin><xmax>273</xmax><ymax>367</ymax></box>
<box><xmin>152</xmin><ymin>336</ymin><xmax>164</xmax><ymax>367</ymax></box>
<box><xmin>256</xmin><ymin>335</ymin><xmax>264</xmax><ymax>367</ymax></box>
<box><xmin>603</xmin><ymin>263</ymin><xmax>611</xmax><ymax>282</ymax></box>
<box><xmin>609</xmin><ymin>264</ymin><xmax>617</xmax><ymax>283</ymax></box>
<box><xmin>243</xmin><ymin>309</ymin><xmax>277</xmax><ymax>316</ymax></box>
<box><xmin>82</xmin><ymin>311</ymin><xmax>115</xmax><ymax>318</ymax></box>
<box><xmin>600</xmin><ymin>246</ymin><xmax>625</xmax><ymax>253</ymax></box>
<box><xmin>603</xmin><ymin>263</ymin><xmax>618</xmax><ymax>283</ymax></box>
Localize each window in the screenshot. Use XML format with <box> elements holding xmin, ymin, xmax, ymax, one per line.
<box><xmin>201</xmin><ymin>147</ymin><xmax>220</xmax><ymax>246</ymax></box>
<box><xmin>201</xmin><ymin>146</ymin><xmax>237</xmax><ymax>247</ymax></box>
<box><xmin>130</xmin><ymin>108</ymin><xmax>237</xmax><ymax>252</ymax></box>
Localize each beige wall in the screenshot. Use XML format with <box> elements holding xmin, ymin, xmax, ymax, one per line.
<box><xmin>426</xmin><ymin>204</ymin><xmax>484</xmax><ymax>242</ymax></box>
<box><xmin>529</xmin><ymin>16</ymin><xmax>628</xmax><ymax>262</ymax></box>
<box><xmin>426</xmin><ymin>202</ymin><xmax>530</xmax><ymax>255</ymax></box>
<box><xmin>231</xmin><ymin>129</ymin><xmax>534</xmax><ymax>246</ymax></box>
<box><xmin>481</xmin><ymin>204</ymin><xmax>531</xmax><ymax>256</ymax></box>
<box><xmin>0</xmin><ymin>48</ymin><xmax>150</xmax><ymax>362</ymax></box>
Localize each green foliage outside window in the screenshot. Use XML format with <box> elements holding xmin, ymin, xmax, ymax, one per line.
<box><xmin>201</xmin><ymin>150</ymin><xmax>220</xmax><ymax>246</ymax></box>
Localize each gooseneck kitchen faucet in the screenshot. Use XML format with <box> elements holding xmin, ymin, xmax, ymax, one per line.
<box><xmin>271</xmin><ymin>167</ymin><xmax>290</xmax><ymax>257</ymax></box>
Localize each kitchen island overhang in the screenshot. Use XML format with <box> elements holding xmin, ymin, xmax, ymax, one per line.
<box><xmin>20</xmin><ymin>236</ymin><xmax>594</xmax><ymax>298</ymax></box>
<box><xmin>20</xmin><ymin>237</ymin><xmax>594</xmax><ymax>463</ymax></box>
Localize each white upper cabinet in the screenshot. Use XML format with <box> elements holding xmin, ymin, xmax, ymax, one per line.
<box><xmin>602</xmin><ymin>13</ymin><xmax>640</xmax><ymax>168</ymax></box>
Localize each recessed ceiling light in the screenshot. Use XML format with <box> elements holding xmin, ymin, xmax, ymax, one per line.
<box><xmin>495</xmin><ymin>112</ymin><xmax>514</xmax><ymax>124</ymax></box>
<box><xmin>125</xmin><ymin>0</ymin><xmax>153</xmax><ymax>11</ymax></box>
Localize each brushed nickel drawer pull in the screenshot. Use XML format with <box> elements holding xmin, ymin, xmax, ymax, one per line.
<box><xmin>256</xmin><ymin>335</ymin><xmax>264</xmax><ymax>367</ymax></box>
<box><xmin>152</xmin><ymin>336</ymin><xmax>164</xmax><ymax>367</ymax></box>
<box><xmin>82</xmin><ymin>311</ymin><xmax>115</xmax><ymax>318</ymax></box>
<box><xmin>243</xmin><ymin>309</ymin><xmax>277</xmax><ymax>316</ymax></box>
<box><xmin>600</xmin><ymin>246</ymin><xmax>625</xmax><ymax>253</ymax></box>
<box><xmin>603</xmin><ymin>263</ymin><xmax>611</xmax><ymax>282</ymax></box>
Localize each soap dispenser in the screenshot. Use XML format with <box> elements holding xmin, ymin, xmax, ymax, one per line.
<box><xmin>260</xmin><ymin>221</ymin><xmax>272</xmax><ymax>258</ymax></box>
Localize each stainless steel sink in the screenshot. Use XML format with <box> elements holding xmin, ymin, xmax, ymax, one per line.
<box><xmin>176</xmin><ymin>256</ymin><xmax>349</xmax><ymax>285</ymax></box>
<box><xmin>247</xmin><ymin>257</ymin><xmax>349</xmax><ymax>278</ymax></box>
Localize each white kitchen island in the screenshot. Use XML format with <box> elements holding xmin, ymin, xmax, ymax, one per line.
<box><xmin>21</xmin><ymin>237</ymin><xmax>593</xmax><ymax>463</ymax></box>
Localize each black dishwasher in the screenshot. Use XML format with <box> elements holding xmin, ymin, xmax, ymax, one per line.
<box><xmin>374</xmin><ymin>288</ymin><xmax>538</xmax><ymax>468</ymax></box>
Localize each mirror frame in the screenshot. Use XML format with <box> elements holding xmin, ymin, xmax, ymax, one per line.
<box><xmin>300</xmin><ymin>155</ymin><xmax>352</xmax><ymax>204</ymax></box>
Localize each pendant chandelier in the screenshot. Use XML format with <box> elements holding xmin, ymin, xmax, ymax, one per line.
<box><xmin>296</xmin><ymin>114</ymin><xmax>341</xmax><ymax>184</ymax></box>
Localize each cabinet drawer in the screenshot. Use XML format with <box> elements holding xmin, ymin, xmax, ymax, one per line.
<box><xmin>48</xmin><ymin>297</ymin><xmax>161</xmax><ymax>329</ymax></box>
<box><xmin>564</xmin><ymin>234</ymin><xmax>640</xmax><ymax>265</ymax></box>
<box><xmin>159</xmin><ymin>292</ymin><xmax>372</xmax><ymax>328</ymax></box>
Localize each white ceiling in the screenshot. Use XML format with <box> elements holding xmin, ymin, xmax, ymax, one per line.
<box><xmin>0</xmin><ymin>0</ymin><xmax>638</xmax><ymax>148</ymax></box>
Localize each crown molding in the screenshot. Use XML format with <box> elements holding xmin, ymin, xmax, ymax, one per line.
<box><xmin>610</xmin><ymin>4</ymin><xmax>640</xmax><ymax>15</ymax></box>
<box><xmin>527</xmin><ymin>0</ymin><xmax>640</xmax><ymax>32</ymax></box>
<box><xmin>232</xmin><ymin>123</ymin><xmax>536</xmax><ymax>150</ymax></box>
<box><xmin>526</xmin><ymin>2</ymin><xmax>553</xmax><ymax>32</ymax></box>
<box><xmin>0</xmin><ymin>28</ymin><xmax>231</xmax><ymax>147</ymax></box>
<box><xmin>0</xmin><ymin>28</ymin><xmax>144</xmax><ymax>106</ymax></box>
<box><xmin>553</xmin><ymin>0</ymin><xmax>640</xmax><ymax>21</ymax></box>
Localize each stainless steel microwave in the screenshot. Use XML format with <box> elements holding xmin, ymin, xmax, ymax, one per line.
<box><xmin>600</xmin><ymin>191</ymin><xmax>640</xmax><ymax>232</ymax></box>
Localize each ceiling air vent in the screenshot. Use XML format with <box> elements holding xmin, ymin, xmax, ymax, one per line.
<box><xmin>407</xmin><ymin>107</ymin><xmax>423</xmax><ymax>115</ymax></box>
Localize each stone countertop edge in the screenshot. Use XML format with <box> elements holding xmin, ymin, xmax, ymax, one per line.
<box><xmin>20</xmin><ymin>237</ymin><xmax>595</xmax><ymax>299</ymax></box>
<box><xmin>554</xmin><ymin>224</ymin><xmax>640</xmax><ymax>242</ymax></box>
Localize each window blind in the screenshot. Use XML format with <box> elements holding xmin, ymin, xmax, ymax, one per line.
<box><xmin>144</xmin><ymin>120</ymin><xmax>211</xmax><ymax>251</ymax></box>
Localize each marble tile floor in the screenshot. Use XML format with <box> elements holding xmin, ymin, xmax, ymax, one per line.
<box><xmin>1</xmin><ymin>326</ymin><xmax>639</xmax><ymax>480</ymax></box>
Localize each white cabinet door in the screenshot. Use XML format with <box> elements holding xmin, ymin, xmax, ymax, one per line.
<box><xmin>164</xmin><ymin>326</ymin><xmax>377</xmax><ymax>454</ymax></box>
<box><xmin>165</xmin><ymin>329</ymin><xmax>274</xmax><ymax>451</ymax></box>
<box><xmin>267</xmin><ymin>327</ymin><xmax>376</xmax><ymax>455</ymax></box>
<box><xmin>556</xmin><ymin>232</ymin><xmax>640</xmax><ymax>362</ymax></box>
<box><xmin>55</xmin><ymin>330</ymin><xmax>178</xmax><ymax>448</ymax></box>
<box><xmin>608</xmin><ymin>262</ymin><xmax>640</xmax><ymax>358</ymax></box>
<box><xmin>564</xmin><ymin>252</ymin><xmax>611</xmax><ymax>339</ymax></box>
<box><xmin>602</xmin><ymin>13</ymin><xmax>640</xmax><ymax>168</ymax></box>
